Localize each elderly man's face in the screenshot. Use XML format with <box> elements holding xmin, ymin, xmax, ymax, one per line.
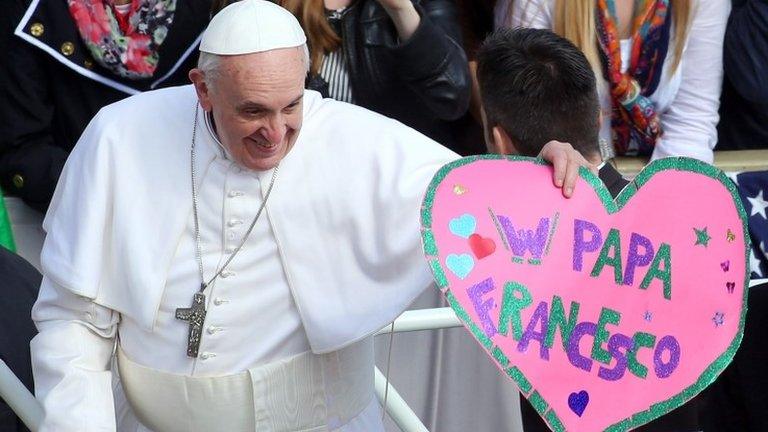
<box><xmin>193</xmin><ymin>47</ymin><xmax>306</xmax><ymax>171</ymax></box>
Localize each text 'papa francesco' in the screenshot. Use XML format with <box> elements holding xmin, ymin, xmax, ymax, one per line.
<box><xmin>467</xmin><ymin>213</ymin><xmax>680</xmax><ymax>382</ymax></box>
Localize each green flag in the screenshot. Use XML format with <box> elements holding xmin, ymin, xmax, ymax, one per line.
<box><xmin>0</xmin><ymin>188</ymin><xmax>17</xmax><ymax>252</ymax></box>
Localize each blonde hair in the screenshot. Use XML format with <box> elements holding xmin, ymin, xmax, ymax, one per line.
<box><xmin>551</xmin><ymin>0</ymin><xmax>693</xmax><ymax>76</ymax></box>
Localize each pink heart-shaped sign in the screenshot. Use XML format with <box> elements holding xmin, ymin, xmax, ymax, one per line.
<box><xmin>420</xmin><ymin>156</ymin><xmax>749</xmax><ymax>431</ymax></box>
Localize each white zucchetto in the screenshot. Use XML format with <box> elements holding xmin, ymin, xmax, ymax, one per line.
<box><xmin>200</xmin><ymin>0</ymin><xmax>307</xmax><ymax>55</ymax></box>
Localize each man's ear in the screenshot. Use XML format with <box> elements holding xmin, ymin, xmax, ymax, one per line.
<box><xmin>491</xmin><ymin>126</ymin><xmax>518</xmax><ymax>155</ymax></box>
<box><xmin>189</xmin><ymin>68</ymin><xmax>213</xmax><ymax>112</ymax></box>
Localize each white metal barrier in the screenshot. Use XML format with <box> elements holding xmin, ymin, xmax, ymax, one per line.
<box><xmin>0</xmin><ymin>358</ymin><xmax>42</xmax><ymax>431</ymax></box>
<box><xmin>3</xmin><ymin>278</ymin><xmax>767</xmax><ymax>432</ymax></box>
<box><xmin>372</xmin><ymin>307</ymin><xmax>463</xmax><ymax>432</ymax></box>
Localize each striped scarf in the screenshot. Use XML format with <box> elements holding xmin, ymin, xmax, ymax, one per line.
<box><xmin>595</xmin><ymin>0</ymin><xmax>672</xmax><ymax>156</ymax></box>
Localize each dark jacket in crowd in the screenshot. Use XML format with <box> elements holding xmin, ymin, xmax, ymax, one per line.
<box><xmin>307</xmin><ymin>0</ymin><xmax>476</xmax><ymax>155</ymax></box>
<box><xmin>0</xmin><ymin>0</ymin><xmax>212</xmax><ymax>211</ymax></box>
<box><xmin>716</xmin><ymin>0</ymin><xmax>768</xmax><ymax>150</ymax></box>
<box><xmin>699</xmin><ymin>282</ymin><xmax>768</xmax><ymax>431</ymax></box>
<box><xmin>0</xmin><ymin>247</ymin><xmax>41</xmax><ymax>432</ymax></box>
<box><xmin>520</xmin><ymin>163</ymin><xmax>705</xmax><ymax>432</ymax></box>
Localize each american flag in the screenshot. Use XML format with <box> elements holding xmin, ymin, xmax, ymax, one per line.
<box><xmin>728</xmin><ymin>171</ymin><xmax>768</xmax><ymax>279</ymax></box>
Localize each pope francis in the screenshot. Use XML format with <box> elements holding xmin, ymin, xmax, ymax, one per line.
<box><xmin>29</xmin><ymin>1</ymin><xmax>592</xmax><ymax>431</ymax></box>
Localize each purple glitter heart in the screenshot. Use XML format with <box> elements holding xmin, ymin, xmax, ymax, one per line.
<box><xmin>721</xmin><ymin>260</ymin><xmax>730</xmax><ymax>272</ymax></box>
<box><xmin>568</xmin><ymin>390</ymin><xmax>589</xmax><ymax>417</ymax></box>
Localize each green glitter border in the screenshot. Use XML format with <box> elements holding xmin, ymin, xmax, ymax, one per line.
<box><xmin>420</xmin><ymin>155</ymin><xmax>751</xmax><ymax>432</ymax></box>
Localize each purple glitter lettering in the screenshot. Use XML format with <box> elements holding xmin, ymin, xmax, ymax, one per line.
<box><xmin>517</xmin><ymin>301</ymin><xmax>551</xmax><ymax>360</ymax></box>
<box><xmin>653</xmin><ymin>335</ymin><xmax>681</xmax><ymax>379</ymax></box>
<box><xmin>623</xmin><ymin>232</ymin><xmax>655</xmax><ymax>286</ymax></box>
<box><xmin>498</xmin><ymin>215</ymin><xmax>550</xmax><ymax>259</ymax></box>
<box><xmin>567</xmin><ymin>322</ymin><xmax>596</xmax><ymax>372</ymax></box>
<box><xmin>573</xmin><ymin>219</ymin><xmax>602</xmax><ymax>272</ymax></box>
<box><xmin>467</xmin><ymin>278</ymin><xmax>498</xmax><ymax>338</ymax></box>
<box><xmin>597</xmin><ymin>333</ymin><xmax>635</xmax><ymax>381</ymax></box>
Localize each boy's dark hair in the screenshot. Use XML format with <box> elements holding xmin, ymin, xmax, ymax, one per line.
<box><xmin>477</xmin><ymin>27</ymin><xmax>600</xmax><ymax>158</ymax></box>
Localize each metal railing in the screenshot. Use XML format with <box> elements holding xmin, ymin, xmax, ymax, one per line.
<box><xmin>613</xmin><ymin>150</ymin><xmax>768</xmax><ymax>177</ymax></box>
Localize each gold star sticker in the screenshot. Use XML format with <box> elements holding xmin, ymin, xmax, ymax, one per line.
<box><xmin>726</xmin><ymin>229</ymin><xmax>736</xmax><ymax>243</ymax></box>
<box><xmin>453</xmin><ymin>184</ymin><xmax>467</xmax><ymax>195</ymax></box>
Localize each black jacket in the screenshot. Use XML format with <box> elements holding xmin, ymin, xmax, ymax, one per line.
<box><xmin>307</xmin><ymin>0</ymin><xmax>473</xmax><ymax>154</ymax></box>
<box><xmin>0</xmin><ymin>247</ymin><xmax>41</xmax><ymax>432</ymax></box>
<box><xmin>716</xmin><ymin>0</ymin><xmax>768</xmax><ymax>151</ymax></box>
<box><xmin>0</xmin><ymin>0</ymin><xmax>211</xmax><ymax>211</ymax></box>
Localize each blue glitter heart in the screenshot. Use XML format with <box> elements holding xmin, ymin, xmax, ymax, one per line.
<box><xmin>449</xmin><ymin>214</ymin><xmax>477</xmax><ymax>239</ymax></box>
<box><xmin>446</xmin><ymin>254</ymin><xmax>474</xmax><ymax>280</ymax></box>
<box><xmin>568</xmin><ymin>390</ymin><xmax>589</xmax><ymax>417</ymax></box>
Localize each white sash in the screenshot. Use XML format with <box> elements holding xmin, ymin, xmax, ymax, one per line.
<box><xmin>116</xmin><ymin>340</ymin><xmax>373</xmax><ymax>432</ymax></box>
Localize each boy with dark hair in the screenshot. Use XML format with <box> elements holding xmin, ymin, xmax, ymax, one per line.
<box><xmin>476</xmin><ymin>27</ymin><xmax>700</xmax><ymax>432</ymax></box>
<box><xmin>478</xmin><ymin>27</ymin><xmax>601</xmax><ymax>160</ymax></box>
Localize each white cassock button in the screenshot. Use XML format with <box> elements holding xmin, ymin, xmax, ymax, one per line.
<box><xmin>221</xmin><ymin>270</ymin><xmax>235</xmax><ymax>278</ymax></box>
<box><xmin>213</xmin><ymin>298</ymin><xmax>229</xmax><ymax>306</ymax></box>
<box><xmin>207</xmin><ymin>326</ymin><xmax>221</xmax><ymax>335</ymax></box>
<box><xmin>227</xmin><ymin>219</ymin><xmax>243</xmax><ymax>227</ymax></box>
<box><xmin>227</xmin><ymin>232</ymin><xmax>236</xmax><ymax>241</ymax></box>
<box><xmin>228</xmin><ymin>190</ymin><xmax>243</xmax><ymax>198</ymax></box>
<box><xmin>200</xmin><ymin>352</ymin><xmax>216</xmax><ymax>360</ymax></box>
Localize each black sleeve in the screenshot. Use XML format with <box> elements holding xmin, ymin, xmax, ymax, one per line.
<box><xmin>385</xmin><ymin>0</ymin><xmax>471</xmax><ymax>121</ymax></box>
<box><xmin>0</xmin><ymin>1</ymin><xmax>69</xmax><ymax>211</ymax></box>
<box><xmin>0</xmin><ymin>405</ymin><xmax>29</xmax><ymax>432</ymax></box>
<box><xmin>722</xmin><ymin>0</ymin><xmax>768</xmax><ymax>103</ymax></box>
<box><xmin>0</xmin><ymin>247</ymin><xmax>40</xmax><ymax>432</ymax></box>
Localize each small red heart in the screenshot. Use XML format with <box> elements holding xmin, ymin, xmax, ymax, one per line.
<box><xmin>469</xmin><ymin>234</ymin><xmax>496</xmax><ymax>259</ymax></box>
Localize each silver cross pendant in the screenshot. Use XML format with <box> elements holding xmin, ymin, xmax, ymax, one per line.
<box><xmin>175</xmin><ymin>292</ymin><xmax>207</xmax><ymax>358</ymax></box>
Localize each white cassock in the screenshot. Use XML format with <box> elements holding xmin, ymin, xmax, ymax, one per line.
<box><xmin>30</xmin><ymin>85</ymin><xmax>458</xmax><ymax>431</ymax></box>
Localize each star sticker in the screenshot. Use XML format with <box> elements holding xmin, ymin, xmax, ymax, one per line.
<box><xmin>643</xmin><ymin>311</ymin><xmax>653</xmax><ymax>322</ymax></box>
<box><xmin>712</xmin><ymin>312</ymin><xmax>725</xmax><ymax>327</ymax></box>
<box><xmin>748</xmin><ymin>190</ymin><xmax>768</xmax><ymax>219</ymax></box>
<box><xmin>694</xmin><ymin>227</ymin><xmax>711</xmax><ymax>247</ymax></box>
<box><xmin>726</xmin><ymin>229</ymin><xmax>736</xmax><ymax>243</ymax></box>
<box><xmin>453</xmin><ymin>184</ymin><xmax>468</xmax><ymax>195</ymax></box>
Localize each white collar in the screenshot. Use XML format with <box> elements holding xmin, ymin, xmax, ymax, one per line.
<box><xmin>203</xmin><ymin>110</ymin><xmax>232</xmax><ymax>161</ymax></box>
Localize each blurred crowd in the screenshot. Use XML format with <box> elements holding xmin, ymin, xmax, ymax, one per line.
<box><xmin>0</xmin><ymin>0</ymin><xmax>765</xmax><ymax>213</ymax></box>
<box><xmin>0</xmin><ymin>0</ymin><xmax>766</xmax><ymax>431</ymax></box>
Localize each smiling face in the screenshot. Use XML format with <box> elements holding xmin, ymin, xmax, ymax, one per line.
<box><xmin>190</xmin><ymin>47</ymin><xmax>306</xmax><ymax>171</ymax></box>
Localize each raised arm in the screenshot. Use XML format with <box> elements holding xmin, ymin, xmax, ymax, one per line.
<box><xmin>378</xmin><ymin>0</ymin><xmax>471</xmax><ymax>121</ymax></box>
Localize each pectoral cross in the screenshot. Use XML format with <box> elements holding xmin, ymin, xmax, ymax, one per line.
<box><xmin>175</xmin><ymin>292</ymin><xmax>207</xmax><ymax>358</ymax></box>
